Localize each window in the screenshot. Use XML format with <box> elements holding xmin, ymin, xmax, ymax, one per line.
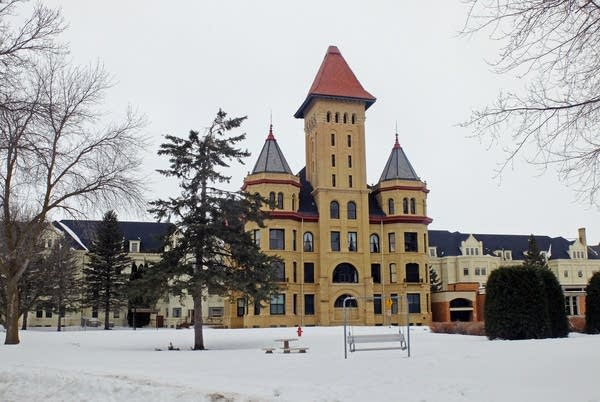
<box><xmin>303</xmin><ymin>232</ymin><xmax>314</xmax><ymax>252</ymax></box>
<box><xmin>388</xmin><ymin>198</ymin><xmax>395</xmax><ymax>215</ymax></box>
<box><xmin>173</xmin><ymin>308</ymin><xmax>182</xmax><ymax>318</ymax></box>
<box><xmin>293</xmin><ymin>294</ymin><xmax>297</xmax><ymax>315</ymax></box>
<box><xmin>343</xmin><ymin>112</ymin><xmax>348</xmax><ymax>124</ymax></box>
<box><xmin>406</xmin><ymin>263</ymin><xmax>420</xmax><ymax>283</ymax></box>
<box><xmin>347</xmin><ymin>201</ymin><xmax>357</xmax><ymax>219</ymax></box>
<box><xmin>348</xmin><ymin>232</ymin><xmax>357</xmax><ymax>252</ymax></box>
<box><xmin>578</xmin><ymin>270</ymin><xmax>583</xmax><ymax>278</ymax></box>
<box><xmin>254</xmin><ymin>301</ymin><xmax>261</xmax><ymax>316</ymax></box>
<box><xmin>331</xmin><ymin>231</ymin><xmax>341</xmax><ymax>251</ymax></box>
<box><xmin>292</xmin><ymin>194</ymin><xmax>296</xmax><ymax>211</ymax></box>
<box><xmin>252</xmin><ymin>229</ymin><xmax>261</xmax><ymax>247</ymax></box>
<box><xmin>565</xmin><ymin>295</ymin><xmax>579</xmax><ymax>315</ymax></box>
<box><xmin>371</xmin><ymin>264</ymin><xmax>381</xmax><ymax>283</ymax></box>
<box><xmin>331</xmin><ymin>133</ymin><xmax>335</xmax><ymax>146</ymax></box>
<box><xmin>273</xmin><ymin>261</ymin><xmax>285</xmax><ymax>282</ymax></box>
<box><xmin>330</xmin><ymin>201</ymin><xmax>340</xmax><ymax>219</ymax></box>
<box><xmin>269</xmin><ymin>229</ymin><xmax>285</xmax><ymax>250</ymax></box>
<box><xmin>410</xmin><ymin>198</ymin><xmax>416</xmax><ymax>214</ymax></box>
<box><xmin>92</xmin><ymin>307</ymin><xmax>98</xmax><ymax>318</ymax></box>
<box><xmin>389</xmin><ymin>263</ymin><xmax>397</xmax><ymax>283</ymax></box>
<box><xmin>277</xmin><ymin>192</ymin><xmax>284</xmax><ymax>209</ymax></box>
<box><xmin>348</xmin><ymin>155</ymin><xmax>352</xmax><ymax>167</ymax></box>
<box><xmin>335</xmin><ymin>294</ymin><xmax>357</xmax><ymax>308</ymax></box>
<box><xmin>293</xmin><ymin>262</ymin><xmax>297</xmax><ymax>282</ymax></box>
<box><xmin>331</xmin><ymin>154</ymin><xmax>336</xmax><ymax>166</ymax></box>
<box><xmin>481</xmin><ymin>268</ymin><xmax>487</xmax><ymax>275</ymax></box>
<box><xmin>347</xmin><ymin>134</ymin><xmax>352</xmax><ymax>147</ymax></box>
<box><xmin>114</xmin><ymin>309</ymin><xmax>120</xmax><ymax>319</ymax></box>
<box><xmin>463</xmin><ymin>267</ymin><xmax>469</xmax><ymax>276</ymax></box>
<box><xmin>129</xmin><ymin>240</ymin><xmax>140</xmax><ymax>253</ymax></box>
<box><xmin>348</xmin><ymin>175</ymin><xmax>353</xmax><ymax>188</ymax></box>
<box><xmin>237</xmin><ymin>298</ymin><xmax>246</xmax><ymax>317</ymax></box>
<box><xmin>335</xmin><ymin>112</ymin><xmax>339</xmax><ymax>123</ymax></box>
<box><xmin>327</xmin><ymin>112</ymin><xmax>331</xmax><ymax>122</ymax></box>
<box><xmin>388</xmin><ymin>232</ymin><xmax>396</xmax><ymax>252</ymax></box>
<box><xmin>403</xmin><ymin>198</ymin><xmax>409</xmax><ymax>214</ymax></box>
<box><xmin>370</xmin><ymin>234</ymin><xmax>380</xmax><ymax>253</ymax></box>
<box><xmin>391</xmin><ymin>294</ymin><xmax>399</xmax><ymax>314</ymax></box>
<box><xmin>332</xmin><ymin>174</ymin><xmax>336</xmax><ymax>187</ymax></box>
<box><xmin>404</xmin><ymin>232</ymin><xmax>418</xmax><ymax>252</ymax></box>
<box><xmin>305</xmin><ymin>294</ymin><xmax>315</xmax><ymax>315</ymax></box>
<box><xmin>292</xmin><ymin>230</ymin><xmax>297</xmax><ymax>251</ymax></box>
<box><xmin>36</xmin><ymin>308</ymin><xmax>43</xmax><ymax>318</ymax></box>
<box><xmin>408</xmin><ymin>293</ymin><xmax>421</xmax><ymax>313</ymax></box>
<box><xmin>564</xmin><ymin>270</ymin><xmax>569</xmax><ymax>278</ymax></box>
<box><xmin>373</xmin><ymin>294</ymin><xmax>382</xmax><ymax>314</ymax></box>
<box><xmin>333</xmin><ymin>263</ymin><xmax>358</xmax><ymax>283</ymax></box>
<box><xmin>475</xmin><ymin>268</ymin><xmax>481</xmax><ymax>275</ymax></box>
<box><xmin>269</xmin><ymin>192</ymin><xmax>276</xmax><ymax>209</ymax></box>
<box><xmin>351</xmin><ymin>113</ymin><xmax>357</xmax><ymax>124</ymax></box>
<box><xmin>304</xmin><ymin>262</ymin><xmax>314</xmax><ymax>283</ymax></box>
<box><xmin>429</xmin><ymin>247</ymin><xmax>437</xmax><ymax>257</ymax></box>
<box><xmin>270</xmin><ymin>294</ymin><xmax>285</xmax><ymax>315</ymax></box>
<box><xmin>44</xmin><ymin>307</ymin><xmax>52</xmax><ymax>318</ymax></box>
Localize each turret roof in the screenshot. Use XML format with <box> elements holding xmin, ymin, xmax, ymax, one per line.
<box><xmin>251</xmin><ymin>125</ymin><xmax>293</xmax><ymax>174</ymax></box>
<box><xmin>294</xmin><ymin>46</ymin><xmax>376</xmax><ymax>118</ymax></box>
<box><xmin>379</xmin><ymin>134</ymin><xmax>420</xmax><ymax>182</ymax></box>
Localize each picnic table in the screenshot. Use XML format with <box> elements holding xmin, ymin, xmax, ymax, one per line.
<box><xmin>274</xmin><ymin>338</ymin><xmax>298</xmax><ymax>350</ymax></box>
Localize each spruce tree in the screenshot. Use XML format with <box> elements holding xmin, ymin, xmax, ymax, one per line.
<box><xmin>523</xmin><ymin>234</ymin><xmax>547</xmax><ymax>269</ymax></box>
<box><xmin>585</xmin><ymin>272</ymin><xmax>600</xmax><ymax>334</ymax></box>
<box><xmin>429</xmin><ymin>266</ymin><xmax>442</xmax><ymax>292</ymax></box>
<box><xmin>149</xmin><ymin>109</ymin><xmax>279</xmax><ymax>350</ymax></box>
<box><xmin>127</xmin><ymin>262</ymin><xmax>162</xmax><ymax>328</ymax></box>
<box><xmin>82</xmin><ymin>211</ymin><xmax>130</xmax><ymax>330</ymax></box>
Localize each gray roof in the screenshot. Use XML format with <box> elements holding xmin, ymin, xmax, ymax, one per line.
<box><xmin>379</xmin><ymin>136</ymin><xmax>419</xmax><ymax>182</ymax></box>
<box><xmin>251</xmin><ymin>126</ymin><xmax>293</xmax><ymax>174</ymax></box>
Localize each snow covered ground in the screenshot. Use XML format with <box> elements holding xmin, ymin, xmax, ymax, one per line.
<box><xmin>1</xmin><ymin>325</ymin><xmax>599</xmax><ymax>402</ymax></box>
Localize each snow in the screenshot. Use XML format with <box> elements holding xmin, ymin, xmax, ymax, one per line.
<box><xmin>1</xmin><ymin>326</ymin><xmax>599</xmax><ymax>402</ymax></box>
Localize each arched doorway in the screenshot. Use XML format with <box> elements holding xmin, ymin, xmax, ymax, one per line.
<box><xmin>449</xmin><ymin>298</ymin><xmax>473</xmax><ymax>321</ymax></box>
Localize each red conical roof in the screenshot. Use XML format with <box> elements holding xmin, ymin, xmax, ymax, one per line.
<box><xmin>294</xmin><ymin>46</ymin><xmax>376</xmax><ymax>118</ymax></box>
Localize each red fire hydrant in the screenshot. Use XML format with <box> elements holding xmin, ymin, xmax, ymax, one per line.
<box><xmin>296</xmin><ymin>325</ymin><xmax>303</xmax><ymax>337</ymax></box>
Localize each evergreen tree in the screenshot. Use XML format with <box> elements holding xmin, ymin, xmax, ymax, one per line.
<box><xmin>523</xmin><ymin>234</ymin><xmax>547</xmax><ymax>269</ymax></box>
<box><xmin>538</xmin><ymin>268</ymin><xmax>569</xmax><ymax>338</ymax></box>
<box><xmin>17</xmin><ymin>250</ymin><xmax>54</xmax><ymax>330</ymax></box>
<box><xmin>149</xmin><ymin>109</ymin><xmax>279</xmax><ymax>350</ymax></box>
<box><xmin>429</xmin><ymin>266</ymin><xmax>442</xmax><ymax>292</ymax></box>
<box><xmin>585</xmin><ymin>271</ymin><xmax>600</xmax><ymax>334</ymax></box>
<box><xmin>127</xmin><ymin>262</ymin><xmax>163</xmax><ymax>328</ymax></box>
<box><xmin>46</xmin><ymin>237</ymin><xmax>82</xmax><ymax>331</ymax></box>
<box><xmin>82</xmin><ymin>211</ymin><xmax>130</xmax><ymax>330</ymax></box>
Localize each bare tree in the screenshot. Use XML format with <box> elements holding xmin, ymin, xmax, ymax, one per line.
<box><xmin>461</xmin><ymin>1</ymin><xmax>600</xmax><ymax>203</ymax></box>
<box><xmin>0</xmin><ymin>2</ymin><xmax>146</xmax><ymax>344</ymax></box>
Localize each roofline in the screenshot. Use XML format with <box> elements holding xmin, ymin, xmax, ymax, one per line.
<box><xmin>369</xmin><ymin>215</ymin><xmax>433</xmax><ymax>225</ymax></box>
<box><xmin>242</xmin><ymin>178</ymin><xmax>301</xmax><ymax>191</ymax></box>
<box><xmin>372</xmin><ymin>185</ymin><xmax>430</xmax><ymax>195</ymax></box>
<box><xmin>294</xmin><ymin>93</ymin><xmax>376</xmax><ymax>119</ymax></box>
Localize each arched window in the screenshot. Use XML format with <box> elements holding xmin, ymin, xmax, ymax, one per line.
<box><xmin>326</xmin><ymin>111</ymin><xmax>331</xmax><ymax>122</ymax></box>
<box><xmin>303</xmin><ymin>232</ymin><xmax>314</xmax><ymax>252</ymax></box>
<box><xmin>343</xmin><ymin>112</ymin><xmax>348</xmax><ymax>124</ymax></box>
<box><xmin>335</xmin><ymin>112</ymin><xmax>339</xmax><ymax>123</ymax></box>
<box><xmin>334</xmin><ymin>294</ymin><xmax>357</xmax><ymax>308</ymax></box>
<box><xmin>291</xmin><ymin>194</ymin><xmax>296</xmax><ymax>211</ymax></box>
<box><xmin>347</xmin><ymin>201</ymin><xmax>356</xmax><ymax>219</ymax></box>
<box><xmin>269</xmin><ymin>192</ymin><xmax>276</xmax><ymax>209</ymax></box>
<box><xmin>331</xmin><ymin>133</ymin><xmax>336</xmax><ymax>146</ymax></box>
<box><xmin>410</xmin><ymin>198</ymin><xmax>416</xmax><ymax>214</ymax></box>
<box><xmin>402</xmin><ymin>198</ymin><xmax>409</xmax><ymax>214</ymax></box>
<box><xmin>332</xmin><ymin>263</ymin><xmax>359</xmax><ymax>283</ymax></box>
<box><xmin>277</xmin><ymin>192</ymin><xmax>284</xmax><ymax>209</ymax></box>
<box><xmin>388</xmin><ymin>198</ymin><xmax>395</xmax><ymax>215</ymax></box>
<box><xmin>370</xmin><ymin>234</ymin><xmax>380</xmax><ymax>253</ymax></box>
<box><xmin>351</xmin><ymin>113</ymin><xmax>357</xmax><ymax>124</ymax></box>
<box><xmin>330</xmin><ymin>201</ymin><xmax>340</xmax><ymax>219</ymax></box>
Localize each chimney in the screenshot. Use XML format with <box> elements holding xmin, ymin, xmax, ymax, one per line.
<box><xmin>578</xmin><ymin>227</ymin><xmax>587</xmax><ymax>246</ymax></box>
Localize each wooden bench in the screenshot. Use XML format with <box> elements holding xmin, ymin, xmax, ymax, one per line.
<box><xmin>282</xmin><ymin>347</ymin><xmax>309</xmax><ymax>353</ymax></box>
<box><xmin>347</xmin><ymin>333</ymin><xmax>406</xmax><ymax>352</ymax></box>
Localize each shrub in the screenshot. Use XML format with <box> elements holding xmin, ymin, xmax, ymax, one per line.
<box><xmin>539</xmin><ymin>268</ymin><xmax>569</xmax><ymax>337</ymax></box>
<box><xmin>568</xmin><ymin>316</ymin><xmax>585</xmax><ymax>333</ymax></box>
<box><xmin>429</xmin><ymin>321</ymin><xmax>485</xmax><ymax>336</ymax></box>
<box><xmin>585</xmin><ymin>271</ymin><xmax>600</xmax><ymax>334</ymax></box>
<box><xmin>485</xmin><ymin>266</ymin><xmax>550</xmax><ymax>340</ymax></box>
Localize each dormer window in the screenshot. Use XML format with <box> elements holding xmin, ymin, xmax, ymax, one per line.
<box><xmin>504</xmin><ymin>250</ymin><xmax>512</xmax><ymax>260</ymax></box>
<box><xmin>429</xmin><ymin>247</ymin><xmax>437</xmax><ymax>257</ymax></box>
<box><xmin>129</xmin><ymin>240</ymin><xmax>140</xmax><ymax>253</ymax></box>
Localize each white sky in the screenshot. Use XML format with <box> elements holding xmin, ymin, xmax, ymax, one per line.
<box><xmin>44</xmin><ymin>0</ymin><xmax>600</xmax><ymax>244</ymax></box>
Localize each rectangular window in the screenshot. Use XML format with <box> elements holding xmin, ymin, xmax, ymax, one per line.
<box><xmin>406</xmin><ymin>263</ymin><xmax>420</xmax><ymax>282</ymax></box>
<box><xmin>391</xmin><ymin>294</ymin><xmax>399</xmax><ymax>314</ymax></box>
<box><xmin>114</xmin><ymin>309</ymin><xmax>120</xmax><ymax>319</ymax></box>
<box><xmin>45</xmin><ymin>307</ymin><xmax>52</xmax><ymax>318</ymax></box>
<box><xmin>129</xmin><ymin>241</ymin><xmax>139</xmax><ymax>253</ymax></box>
<box><xmin>236</xmin><ymin>298</ymin><xmax>246</xmax><ymax>317</ymax></box>
<box><xmin>269</xmin><ymin>229</ymin><xmax>285</xmax><ymax>250</ymax></box>
<box><xmin>404</xmin><ymin>232</ymin><xmax>418</xmax><ymax>252</ymax></box>
<box><xmin>388</xmin><ymin>232</ymin><xmax>396</xmax><ymax>252</ymax></box>
<box><xmin>36</xmin><ymin>308</ymin><xmax>43</xmax><ymax>318</ymax></box>
<box><xmin>475</xmin><ymin>268</ymin><xmax>481</xmax><ymax>275</ymax></box>
<box><xmin>331</xmin><ymin>133</ymin><xmax>335</xmax><ymax>146</ymax></box>
<box><xmin>347</xmin><ymin>134</ymin><xmax>352</xmax><ymax>147</ymax></box>
<box><xmin>408</xmin><ymin>293</ymin><xmax>421</xmax><ymax>313</ymax></box>
<box><xmin>173</xmin><ymin>307</ymin><xmax>182</xmax><ymax>318</ymax></box>
<box><xmin>348</xmin><ymin>175</ymin><xmax>353</xmax><ymax>188</ymax></box>
<box><xmin>348</xmin><ymin>231</ymin><xmax>357</xmax><ymax>251</ymax></box>
<box><xmin>293</xmin><ymin>262</ymin><xmax>297</xmax><ymax>282</ymax></box>
<box><xmin>273</xmin><ymin>261</ymin><xmax>285</xmax><ymax>282</ymax></box>
<box><xmin>292</xmin><ymin>230</ymin><xmax>297</xmax><ymax>251</ymax></box>
<box><xmin>331</xmin><ymin>154</ymin><xmax>336</xmax><ymax>166</ymax></box>
<box><xmin>371</xmin><ymin>263</ymin><xmax>381</xmax><ymax>284</ymax></box>
<box><xmin>389</xmin><ymin>263</ymin><xmax>397</xmax><ymax>283</ymax></box>
<box><xmin>463</xmin><ymin>267</ymin><xmax>469</xmax><ymax>276</ymax></box>
<box><xmin>304</xmin><ymin>262</ymin><xmax>315</xmax><ymax>283</ymax></box>
<box><xmin>252</xmin><ymin>229</ymin><xmax>261</xmax><ymax>247</ymax></box>
<box><xmin>482</xmin><ymin>268</ymin><xmax>487</xmax><ymax>275</ymax></box>
<box><xmin>304</xmin><ymin>294</ymin><xmax>315</xmax><ymax>315</ymax></box>
<box><xmin>332</xmin><ymin>174</ymin><xmax>336</xmax><ymax>187</ymax></box>
<box><xmin>293</xmin><ymin>294</ymin><xmax>297</xmax><ymax>315</ymax></box>
<box><xmin>270</xmin><ymin>294</ymin><xmax>285</xmax><ymax>315</ymax></box>
<box><xmin>348</xmin><ymin>155</ymin><xmax>352</xmax><ymax>167</ymax></box>
<box><xmin>92</xmin><ymin>307</ymin><xmax>98</xmax><ymax>318</ymax></box>
<box><xmin>373</xmin><ymin>294</ymin><xmax>382</xmax><ymax>315</ymax></box>
<box><xmin>254</xmin><ymin>301</ymin><xmax>261</xmax><ymax>316</ymax></box>
<box><xmin>331</xmin><ymin>231</ymin><xmax>341</xmax><ymax>251</ymax></box>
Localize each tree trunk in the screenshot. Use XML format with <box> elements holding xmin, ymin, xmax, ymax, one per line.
<box><xmin>193</xmin><ymin>289</ymin><xmax>204</xmax><ymax>350</ymax></box>
<box><xmin>4</xmin><ymin>280</ymin><xmax>20</xmax><ymax>344</ymax></box>
<box><xmin>56</xmin><ymin>299</ymin><xmax>62</xmax><ymax>331</ymax></box>
<box><xmin>104</xmin><ymin>302</ymin><xmax>110</xmax><ymax>330</ymax></box>
<box><xmin>21</xmin><ymin>311</ymin><xmax>28</xmax><ymax>330</ymax></box>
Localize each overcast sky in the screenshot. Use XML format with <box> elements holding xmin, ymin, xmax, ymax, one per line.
<box><xmin>43</xmin><ymin>0</ymin><xmax>600</xmax><ymax>245</ymax></box>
